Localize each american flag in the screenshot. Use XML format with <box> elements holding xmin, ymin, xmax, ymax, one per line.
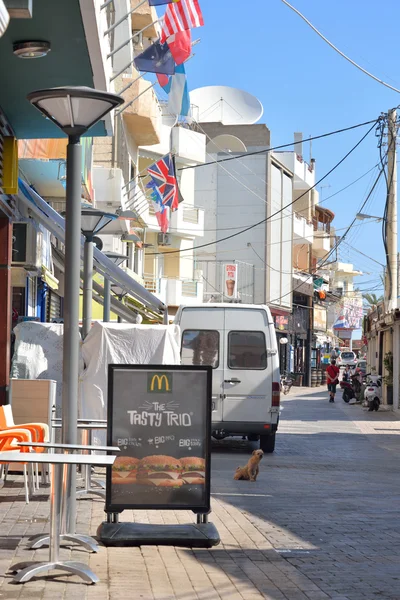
<box><xmin>161</xmin><ymin>0</ymin><xmax>204</xmax><ymax>43</ymax></box>
<box><xmin>147</xmin><ymin>154</ymin><xmax>178</xmax><ymax>211</ymax></box>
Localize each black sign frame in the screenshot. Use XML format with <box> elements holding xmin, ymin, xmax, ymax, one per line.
<box><xmin>106</xmin><ymin>364</ymin><xmax>212</xmax><ymax>514</ymax></box>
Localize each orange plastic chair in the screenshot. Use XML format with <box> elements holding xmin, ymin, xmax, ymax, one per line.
<box><xmin>0</xmin><ymin>405</ymin><xmax>49</xmax><ymax>443</ymax></box>
<box><xmin>0</xmin><ymin>429</ymin><xmax>36</xmax><ymax>503</ymax></box>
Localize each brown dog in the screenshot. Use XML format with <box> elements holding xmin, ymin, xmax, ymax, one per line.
<box><xmin>233</xmin><ymin>449</ymin><xmax>264</xmax><ymax>482</ymax></box>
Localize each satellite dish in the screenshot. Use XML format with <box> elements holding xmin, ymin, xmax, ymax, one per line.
<box><xmin>206</xmin><ymin>134</ymin><xmax>247</xmax><ymax>154</ymax></box>
<box><xmin>190</xmin><ymin>86</ymin><xmax>263</xmax><ymax>125</ymax></box>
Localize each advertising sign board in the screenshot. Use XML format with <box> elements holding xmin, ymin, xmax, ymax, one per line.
<box><xmin>222</xmin><ymin>263</ymin><xmax>238</xmax><ymax>298</ymax></box>
<box><xmin>106</xmin><ymin>365</ymin><xmax>212</xmax><ymax>513</ymax></box>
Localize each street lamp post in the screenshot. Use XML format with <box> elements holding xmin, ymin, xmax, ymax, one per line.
<box><xmin>27</xmin><ymin>86</ymin><xmax>123</xmax><ymax>534</ymax></box>
<box><xmin>81</xmin><ymin>208</ymin><xmax>116</xmax><ymax>338</ymax></box>
<box><xmin>103</xmin><ymin>252</ymin><xmax>128</xmax><ymax>322</ymax></box>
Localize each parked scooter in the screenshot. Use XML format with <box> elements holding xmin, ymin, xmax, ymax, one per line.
<box><xmin>363</xmin><ymin>374</ymin><xmax>382</xmax><ymax>411</ymax></box>
<box><xmin>340</xmin><ymin>371</ymin><xmax>362</xmax><ymax>403</ymax></box>
<box><xmin>280</xmin><ymin>372</ymin><xmax>295</xmax><ymax>395</ymax></box>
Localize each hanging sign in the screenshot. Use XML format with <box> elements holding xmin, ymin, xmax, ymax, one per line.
<box><xmin>106</xmin><ymin>365</ymin><xmax>212</xmax><ymax>513</ymax></box>
<box><xmin>222</xmin><ymin>263</ymin><xmax>238</xmax><ymax>298</ymax></box>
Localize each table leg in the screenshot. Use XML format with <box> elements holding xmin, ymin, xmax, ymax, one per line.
<box><xmin>76</xmin><ymin>429</ymin><xmax>105</xmax><ymax>498</ymax></box>
<box><xmin>28</xmin><ymin>461</ymin><xmax>99</xmax><ymax>553</ymax></box>
<box><xmin>12</xmin><ymin>463</ymin><xmax>99</xmax><ymax>584</ymax></box>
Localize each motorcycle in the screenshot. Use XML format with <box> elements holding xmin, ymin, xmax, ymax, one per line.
<box><xmin>340</xmin><ymin>371</ymin><xmax>362</xmax><ymax>404</ymax></box>
<box><xmin>363</xmin><ymin>374</ymin><xmax>382</xmax><ymax>411</ymax></box>
<box><xmin>280</xmin><ymin>372</ymin><xmax>295</xmax><ymax>395</ymax></box>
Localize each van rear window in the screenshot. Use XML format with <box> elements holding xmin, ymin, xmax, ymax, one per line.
<box><xmin>181</xmin><ymin>330</ymin><xmax>219</xmax><ymax>369</ymax></box>
<box><xmin>228</xmin><ymin>331</ymin><xmax>267</xmax><ymax>370</ymax></box>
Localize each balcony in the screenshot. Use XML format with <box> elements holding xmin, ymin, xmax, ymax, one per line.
<box><xmin>273</xmin><ymin>152</ymin><xmax>315</xmax><ymax>188</ymax></box>
<box><xmin>143</xmin><ymin>276</ymin><xmax>204</xmax><ymax>307</ymax></box>
<box><xmin>293</xmin><ymin>214</ymin><xmax>313</xmax><ymax>244</ymax></box>
<box><xmin>121</xmin><ymin>71</ymin><xmax>162</xmax><ymax>147</ymax></box>
<box><xmin>313</xmin><ymin>233</ymin><xmax>331</xmax><ymax>257</ymax></box>
<box><xmin>125</xmin><ymin>181</ymin><xmax>159</xmax><ymax>230</ymax></box>
<box><xmin>131</xmin><ymin>0</ymin><xmax>158</xmax><ymax>38</ymax></box>
<box><xmin>140</xmin><ymin>124</ymin><xmax>206</xmax><ymax>165</ymax></box>
<box><xmin>169</xmin><ymin>206</ymin><xmax>205</xmax><ymax>238</ymax></box>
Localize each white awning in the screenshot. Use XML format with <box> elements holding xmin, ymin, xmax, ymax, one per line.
<box><xmin>17</xmin><ymin>179</ymin><xmax>166</xmax><ymax>320</ymax></box>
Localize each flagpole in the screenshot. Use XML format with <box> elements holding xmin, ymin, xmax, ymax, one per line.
<box><xmin>100</xmin><ymin>0</ymin><xmax>114</xmax><ymax>10</ymax></box>
<box><xmin>119</xmin><ymin>71</ymin><xmax>148</xmax><ymax>95</ymax></box>
<box><xmin>108</xmin><ymin>20</ymin><xmax>161</xmax><ymax>59</ymax></box>
<box><xmin>116</xmin><ymin>83</ymin><xmax>157</xmax><ymax>115</ymax></box>
<box><xmin>104</xmin><ymin>0</ymin><xmax>147</xmax><ymax>36</ymax></box>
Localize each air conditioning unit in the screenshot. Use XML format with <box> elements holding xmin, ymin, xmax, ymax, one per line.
<box><xmin>12</xmin><ymin>222</ymin><xmax>42</xmax><ymax>271</ymax></box>
<box><xmin>157</xmin><ymin>233</ymin><xmax>171</xmax><ymax>246</ymax></box>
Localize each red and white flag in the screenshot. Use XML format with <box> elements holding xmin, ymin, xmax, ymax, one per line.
<box><xmin>161</xmin><ymin>0</ymin><xmax>204</xmax><ymax>43</ymax></box>
<box><xmin>167</xmin><ymin>30</ymin><xmax>192</xmax><ymax>65</ymax></box>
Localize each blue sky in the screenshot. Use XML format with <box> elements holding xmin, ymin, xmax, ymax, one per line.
<box><xmin>180</xmin><ymin>0</ymin><xmax>400</xmax><ymax>297</ymax></box>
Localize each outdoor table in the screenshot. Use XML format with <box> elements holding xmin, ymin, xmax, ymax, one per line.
<box><xmin>17</xmin><ymin>441</ymin><xmax>119</xmax><ymax>554</ymax></box>
<box><xmin>5</xmin><ymin>450</ymin><xmax>116</xmax><ymax>584</ymax></box>
<box><xmin>52</xmin><ymin>422</ymin><xmax>108</xmax><ymax>498</ymax></box>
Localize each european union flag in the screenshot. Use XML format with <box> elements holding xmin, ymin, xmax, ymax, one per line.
<box><xmin>134</xmin><ymin>40</ymin><xmax>175</xmax><ymax>75</ymax></box>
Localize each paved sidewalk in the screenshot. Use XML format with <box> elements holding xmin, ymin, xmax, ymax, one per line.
<box><xmin>1</xmin><ymin>388</ymin><xmax>400</xmax><ymax>599</ymax></box>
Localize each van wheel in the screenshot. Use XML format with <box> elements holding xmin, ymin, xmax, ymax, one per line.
<box><xmin>260</xmin><ymin>433</ymin><xmax>276</xmax><ymax>453</ymax></box>
<box><xmin>247</xmin><ymin>434</ymin><xmax>259</xmax><ymax>442</ymax></box>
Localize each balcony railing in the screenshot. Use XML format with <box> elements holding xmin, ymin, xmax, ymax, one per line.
<box><xmin>182</xmin><ymin>280</ymin><xmax>198</xmax><ymax>297</ymax></box>
<box><xmin>143</xmin><ymin>274</ymin><xmax>158</xmax><ymax>294</ymax></box>
<box><xmin>182</xmin><ymin>207</ymin><xmax>199</xmax><ymax>224</ymax></box>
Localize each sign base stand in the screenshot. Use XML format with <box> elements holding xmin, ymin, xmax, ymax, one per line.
<box><xmin>97</xmin><ymin>521</ymin><xmax>220</xmax><ymax>548</ymax></box>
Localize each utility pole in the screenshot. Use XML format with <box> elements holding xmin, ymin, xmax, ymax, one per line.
<box><xmin>386</xmin><ymin>109</ymin><xmax>398</xmax><ymax>312</ymax></box>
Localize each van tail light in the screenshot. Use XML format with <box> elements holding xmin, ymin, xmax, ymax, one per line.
<box><xmin>272</xmin><ymin>382</ymin><xmax>280</xmax><ymax>407</ymax></box>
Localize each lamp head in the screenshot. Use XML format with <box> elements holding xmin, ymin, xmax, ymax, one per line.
<box><xmin>27</xmin><ymin>86</ymin><xmax>124</xmax><ymax>138</ymax></box>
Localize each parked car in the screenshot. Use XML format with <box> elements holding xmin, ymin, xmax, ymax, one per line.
<box><xmin>337</xmin><ymin>350</ymin><xmax>357</xmax><ymax>368</ymax></box>
<box><xmin>175</xmin><ymin>303</ymin><xmax>280</xmax><ymax>453</ymax></box>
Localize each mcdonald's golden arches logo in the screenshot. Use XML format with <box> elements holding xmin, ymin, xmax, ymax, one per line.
<box><xmin>148</xmin><ymin>372</ymin><xmax>172</xmax><ymax>393</ymax></box>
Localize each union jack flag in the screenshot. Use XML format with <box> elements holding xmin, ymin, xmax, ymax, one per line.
<box><xmin>147</xmin><ymin>153</ymin><xmax>179</xmax><ymax>211</ymax></box>
<box><xmin>161</xmin><ymin>0</ymin><xmax>204</xmax><ymax>43</ymax></box>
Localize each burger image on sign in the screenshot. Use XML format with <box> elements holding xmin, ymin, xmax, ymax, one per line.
<box><xmin>180</xmin><ymin>457</ymin><xmax>205</xmax><ymax>485</ymax></box>
<box><xmin>112</xmin><ymin>456</ymin><xmax>140</xmax><ymax>484</ymax></box>
<box><xmin>136</xmin><ymin>455</ymin><xmax>184</xmax><ymax>488</ymax></box>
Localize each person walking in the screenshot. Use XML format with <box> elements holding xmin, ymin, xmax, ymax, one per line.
<box><xmin>326</xmin><ymin>358</ymin><xmax>340</xmax><ymax>403</ymax></box>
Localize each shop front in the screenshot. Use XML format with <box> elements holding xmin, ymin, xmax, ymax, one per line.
<box><xmin>271</xmin><ymin>310</ymin><xmax>292</xmax><ymax>374</ymax></box>
<box><xmin>312</xmin><ymin>304</ymin><xmax>328</xmax><ymax>369</ymax></box>
<box><xmin>292</xmin><ymin>293</ymin><xmax>312</xmax><ymax>386</ymax></box>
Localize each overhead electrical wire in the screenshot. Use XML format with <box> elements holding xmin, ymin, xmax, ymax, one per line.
<box><xmin>131</xmin><ymin>119</ymin><xmax>380</xmax><ymax>223</ymax></box>
<box><xmin>262</xmin><ymin>158</ymin><xmax>387</xmax><ymax>305</ymax></box>
<box><xmin>280</xmin><ymin>0</ymin><xmax>400</xmax><ymax>95</ymax></box>
<box><xmin>178</xmin><ymin>118</ymin><xmax>379</xmax><ymax>171</ymax></box>
<box><xmin>147</xmin><ymin>119</ymin><xmax>380</xmax><ymax>257</ymax></box>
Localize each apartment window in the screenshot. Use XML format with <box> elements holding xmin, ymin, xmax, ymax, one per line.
<box><xmin>181</xmin><ymin>330</ymin><xmax>219</xmax><ymax>368</ymax></box>
<box><xmin>228</xmin><ymin>331</ymin><xmax>267</xmax><ymax>370</ymax></box>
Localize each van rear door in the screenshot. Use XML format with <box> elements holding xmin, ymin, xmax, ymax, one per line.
<box><xmin>180</xmin><ymin>307</ymin><xmax>224</xmax><ymax>423</ymax></box>
<box><xmin>222</xmin><ymin>308</ymin><xmax>272</xmax><ymax>423</ymax></box>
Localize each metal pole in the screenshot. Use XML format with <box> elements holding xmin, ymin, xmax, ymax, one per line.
<box><xmin>62</xmin><ymin>136</ymin><xmax>82</xmax><ymax>533</ymax></box>
<box><xmin>108</xmin><ymin>19</ymin><xmax>161</xmax><ymax>59</ymax></box>
<box><xmin>116</xmin><ymin>83</ymin><xmax>157</xmax><ymax>116</ymax></box>
<box><xmin>104</xmin><ymin>0</ymin><xmax>147</xmax><ymax>36</ymax></box>
<box><xmin>103</xmin><ymin>278</ymin><xmax>111</xmax><ymax>322</ymax></box>
<box><xmin>82</xmin><ymin>237</ymin><xmax>94</xmax><ymax>338</ymax></box>
<box><xmin>386</xmin><ymin>108</ymin><xmax>398</xmax><ymax>312</ymax></box>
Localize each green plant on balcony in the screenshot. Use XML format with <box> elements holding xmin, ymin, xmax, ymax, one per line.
<box><xmin>383</xmin><ymin>351</ymin><xmax>393</xmax><ymax>385</ymax></box>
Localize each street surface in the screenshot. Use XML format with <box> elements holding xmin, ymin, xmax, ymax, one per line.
<box><xmin>1</xmin><ymin>387</ymin><xmax>400</xmax><ymax>599</ymax></box>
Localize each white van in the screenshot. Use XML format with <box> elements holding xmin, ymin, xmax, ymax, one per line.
<box><xmin>174</xmin><ymin>303</ymin><xmax>280</xmax><ymax>452</ymax></box>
